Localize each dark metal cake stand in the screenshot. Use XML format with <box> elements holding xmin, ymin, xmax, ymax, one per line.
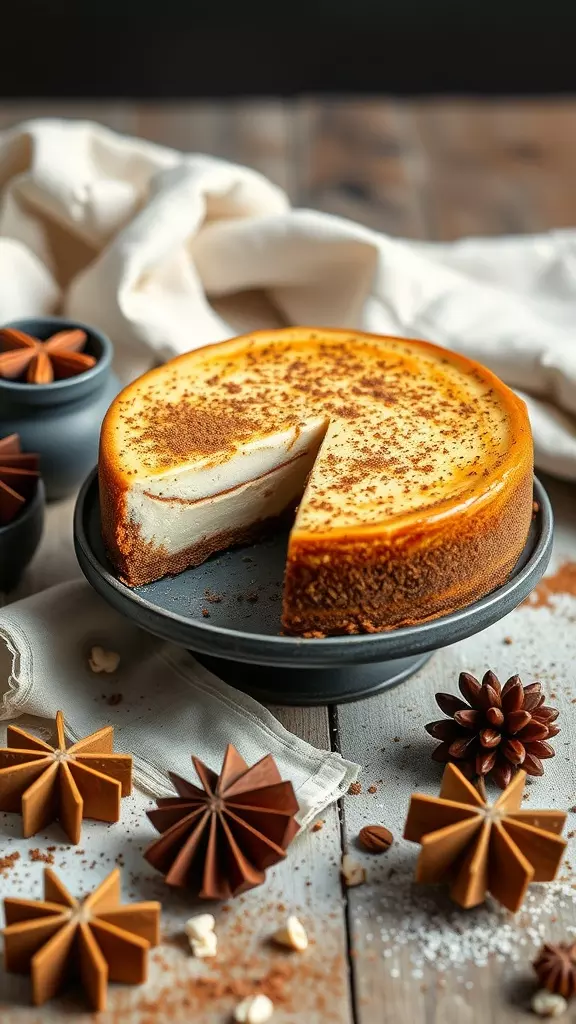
<box><xmin>74</xmin><ymin>471</ymin><xmax>553</xmax><ymax>705</ymax></box>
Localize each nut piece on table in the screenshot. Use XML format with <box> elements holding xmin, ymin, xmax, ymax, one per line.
<box><xmin>184</xmin><ymin>913</ymin><xmax>217</xmax><ymax>958</ymax></box>
<box><xmin>88</xmin><ymin>645</ymin><xmax>120</xmax><ymax>673</ymax></box>
<box><xmin>358</xmin><ymin>825</ymin><xmax>393</xmax><ymax>853</ymax></box>
<box><xmin>341</xmin><ymin>853</ymin><xmax>366</xmax><ymax>887</ymax></box>
<box><xmin>531</xmin><ymin>989</ymin><xmax>568</xmax><ymax>1017</ymax></box>
<box><xmin>272</xmin><ymin>915</ymin><xmax>308</xmax><ymax>951</ymax></box>
<box><xmin>234</xmin><ymin>993</ymin><xmax>275</xmax><ymax>1023</ymax></box>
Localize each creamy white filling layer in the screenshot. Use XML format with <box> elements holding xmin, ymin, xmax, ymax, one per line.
<box><xmin>128</xmin><ymin>447</ymin><xmax>318</xmax><ymax>553</ymax></box>
<box><xmin>141</xmin><ymin>419</ymin><xmax>328</xmax><ymax>501</ymax></box>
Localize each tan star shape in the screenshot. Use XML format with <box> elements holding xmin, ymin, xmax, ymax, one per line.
<box><xmin>403</xmin><ymin>762</ymin><xmax>567</xmax><ymax>912</ymax></box>
<box><xmin>3</xmin><ymin>867</ymin><xmax>160</xmax><ymax>1010</ymax></box>
<box><xmin>0</xmin><ymin>711</ymin><xmax>132</xmax><ymax>843</ymax></box>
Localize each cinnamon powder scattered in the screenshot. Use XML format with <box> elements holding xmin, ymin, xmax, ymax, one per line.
<box><xmin>524</xmin><ymin>561</ymin><xmax>576</xmax><ymax>609</ymax></box>
<box><xmin>0</xmin><ymin>851</ymin><xmax>20</xmax><ymax>875</ymax></box>
<box><xmin>29</xmin><ymin>848</ymin><xmax>54</xmax><ymax>864</ymax></box>
<box><xmin>138</xmin><ymin>948</ymin><xmax>345</xmax><ymax>1020</ymax></box>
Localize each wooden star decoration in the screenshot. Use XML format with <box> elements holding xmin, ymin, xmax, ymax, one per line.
<box><xmin>0</xmin><ymin>711</ymin><xmax>132</xmax><ymax>843</ymax></box>
<box><xmin>144</xmin><ymin>744</ymin><xmax>300</xmax><ymax>899</ymax></box>
<box><xmin>403</xmin><ymin>763</ymin><xmax>567</xmax><ymax>912</ymax></box>
<box><xmin>0</xmin><ymin>327</ymin><xmax>96</xmax><ymax>383</ymax></box>
<box><xmin>3</xmin><ymin>867</ymin><xmax>161</xmax><ymax>1010</ymax></box>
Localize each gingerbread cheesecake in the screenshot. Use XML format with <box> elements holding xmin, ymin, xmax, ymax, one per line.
<box><xmin>99</xmin><ymin>328</ymin><xmax>533</xmax><ymax>636</ymax></box>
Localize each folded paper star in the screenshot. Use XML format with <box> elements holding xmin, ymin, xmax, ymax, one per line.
<box><xmin>3</xmin><ymin>867</ymin><xmax>160</xmax><ymax>1010</ymax></box>
<box><xmin>403</xmin><ymin>763</ymin><xmax>566</xmax><ymax>912</ymax></box>
<box><xmin>0</xmin><ymin>327</ymin><xmax>96</xmax><ymax>383</ymax></box>
<box><xmin>0</xmin><ymin>433</ymin><xmax>40</xmax><ymax>526</ymax></box>
<box><xmin>144</xmin><ymin>744</ymin><xmax>299</xmax><ymax>899</ymax></box>
<box><xmin>0</xmin><ymin>711</ymin><xmax>132</xmax><ymax>843</ymax></box>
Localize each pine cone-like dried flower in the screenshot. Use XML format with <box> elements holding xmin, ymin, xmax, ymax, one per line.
<box><xmin>534</xmin><ymin>942</ymin><xmax>576</xmax><ymax>999</ymax></box>
<box><xmin>425</xmin><ymin>671</ymin><xmax>559</xmax><ymax>789</ymax></box>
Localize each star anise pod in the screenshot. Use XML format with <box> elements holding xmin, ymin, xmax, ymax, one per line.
<box><xmin>534</xmin><ymin>942</ymin><xmax>576</xmax><ymax>998</ymax></box>
<box><xmin>425</xmin><ymin>671</ymin><xmax>559</xmax><ymax>789</ymax></box>
<box><xmin>0</xmin><ymin>327</ymin><xmax>96</xmax><ymax>383</ymax></box>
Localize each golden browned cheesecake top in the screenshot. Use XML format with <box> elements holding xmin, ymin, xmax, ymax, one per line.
<box><xmin>101</xmin><ymin>328</ymin><xmax>532</xmax><ymax>537</ymax></box>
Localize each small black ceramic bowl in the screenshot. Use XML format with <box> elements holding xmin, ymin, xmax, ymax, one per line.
<box><xmin>0</xmin><ymin>316</ymin><xmax>121</xmax><ymax>500</ymax></box>
<box><xmin>0</xmin><ymin>477</ymin><xmax>45</xmax><ymax>591</ymax></box>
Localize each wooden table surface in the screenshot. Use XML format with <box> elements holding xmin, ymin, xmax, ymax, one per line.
<box><xmin>1</xmin><ymin>98</ymin><xmax>576</xmax><ymax>1024</ymax></box>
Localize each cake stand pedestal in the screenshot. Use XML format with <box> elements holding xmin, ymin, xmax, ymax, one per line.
<box><xmin>195</xmin><ymin>652</ymin><xmax>433</xmax><ymax>704</ymax></box>
<box><xmin>74</xmin><ymin>472</ymin><xmax>552</xmax><ymax>705</ymax></box>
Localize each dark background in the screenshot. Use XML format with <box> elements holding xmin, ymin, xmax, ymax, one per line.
<box><xmin>4</xmin><ymin>2</ymin><xmax>576</xmax><ymax>97</ymax></box>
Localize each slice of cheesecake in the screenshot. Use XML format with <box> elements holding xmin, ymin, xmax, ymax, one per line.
<box><xmin>99</xmin><ymin>328</ymin><xmax>533</xmax><ymax>636</ymax></box>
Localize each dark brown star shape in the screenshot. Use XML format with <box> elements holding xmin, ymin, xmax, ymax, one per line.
<box><xmin>144</xmin><ymin>744</ymin><xmax>300</xmax><ymax>899</ymax></box>
<box><xmin>534</xmin><ymin>942</ymin><xmax>576</xmax><ymax>998</ymax></box>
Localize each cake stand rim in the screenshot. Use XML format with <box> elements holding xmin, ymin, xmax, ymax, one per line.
<box><xmin>74</xmin><ymin>469</ymin><xmax>552</xmax><ymax>668</ymax></box>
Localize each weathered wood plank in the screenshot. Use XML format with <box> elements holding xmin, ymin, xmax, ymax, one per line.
<box><xmin>295</xmin><ymin>98</ymin><xmax>429</xmax><ymax>236</ymax></box>
<box><xmin>336</xmin><ymin>476</ymin><xmax>576</xmax><ymax>1024</ymax></box>
<box><xmin>410</xmin><ymin>99</ymin><xmax>576</xmax><ymax>240</ymax></box>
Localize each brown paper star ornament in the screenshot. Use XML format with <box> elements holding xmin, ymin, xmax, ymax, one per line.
<box><xmin>403</xmin><ymin>763</ymin><xmax>566</xmax><ymax>912</ymax></box>
<box><xmin>144</xmin><ymin>744</ymin><xmax>299</xmax><ymax>899</ymax></box>
<box><xmin>0</xmin><ymin>711</ymin><xmax>132</xmax><ymax>843</ymax></box>
<box><xmin>3</xmin><ymin>867</ymin><xmax>160</xmax><ymax>1010</ymax></box>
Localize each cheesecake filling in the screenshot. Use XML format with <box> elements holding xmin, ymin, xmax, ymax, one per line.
<box><xmin>126</xmin><ymin>429</ymin><xmax>326</xmax><ymax>554</ymax></box>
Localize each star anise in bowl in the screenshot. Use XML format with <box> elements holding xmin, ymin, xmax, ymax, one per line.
<box><xmin>425</xmin><ymin>671</ymin><xmax>559</xmax><ymax>790</ymax></box>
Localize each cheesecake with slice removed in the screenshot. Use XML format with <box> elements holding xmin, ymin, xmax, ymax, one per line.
<box><xmin>99</xmin><ymin>328</ymin><xmax>533</xmax><ymax>636</ymax></box>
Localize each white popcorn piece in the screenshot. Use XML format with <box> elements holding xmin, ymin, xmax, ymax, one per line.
<box><xmin>341</xmin><ymin>853</ymin><xmax>366</xmax><ymax>887</ymax></box>
<box><xmin>531</xmin><ymin>990</ymin><xmax>568</xmax><ymax>1018</ymax></box>
<box><xmin>184</xmin><ymin>913</ymin><xmax>216</xmax><ymax>942</ymax></box>
<box><xmin>234</xmin><ymin>994</ymin><xmax>274</xmax><ymax>1023</ymax></box>
<box><xmin>184</xmin><ymin>913</ymin><xmax>217</xmax><ymax>957</ymax></box>
<box><xmin>190</xmin><ymin>931</ymin><xmax>218</xmax><ymax>958</ymax></box>
<box><xmin>88</xmin><ymin>645</ymin><xmax>120</xmax><ymax>673</ymax></box>
<box><xmin>272</xmin><ymin>915</ymin><xmax>308</xmax><ymax>952</ymax></box>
